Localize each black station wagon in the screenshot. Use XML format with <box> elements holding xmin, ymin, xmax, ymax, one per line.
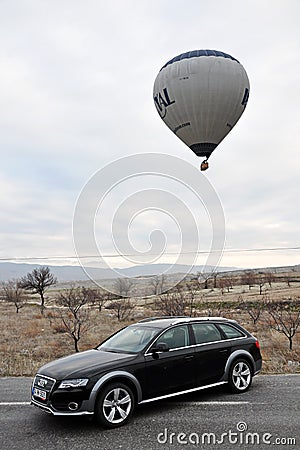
<box><xmin>31</xmin><ymin>316</ymin><xmax>262</xmax><ymax>428</ymax></box>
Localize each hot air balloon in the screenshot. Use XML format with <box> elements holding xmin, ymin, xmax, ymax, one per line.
<box><xmin>153</xmin><ymin>50</ymin><xmax>250</xmax><ymax>170</ymax></box>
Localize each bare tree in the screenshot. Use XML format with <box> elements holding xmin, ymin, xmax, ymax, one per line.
<box><xmin>282</xmin><ymin>273</ymin><xmax>295</xmax><ymax>288</ymax></box>
<box><xmin>149</xmin><ymin>274</ymin><xmax>167</xmax><ymax>295</ymax></box>
<box><xmin>238</xmin><ymin>295</ymin><xmax>264</xmax><ymax>326</ymax></box>
<box><xmin>155</xmin><ymin>291</ymin><xmax>186</xmax><ymax>316</ymax></box>
<box><xmin>255</xmin><ymin>273</ymin><xmax>267</xmax><ymax>295</ymax></box>
<box><xmin>218</xmin><ymin>278</ymin><xmax>226</xmax><ymax>295</ymax></box>
<box><xmin>218</xmin><ymin>277</ymin><xmax>232</xmax><ymax>295</ymax></box>
<box><xmin>51</xmin><ymin>286</ymin><xmax>93</xmax><ymax>352</ymax></box>
<box><xmin>185</xmin><ymin>279</ymin><xmax>199</xmax><ymax>316</ymax></box>
<box><xmin>265</xmin><ymin>300</ymin><xmax>300</xmax><ymax>350</ymax></box>
<box><xmin>212</xmin><ymin>272</ymin><xmax>219</xmax><ymax>289</ymax></box>
<box><xmin>82</xmin><ymin>287</ymin><xmax>116</xmax><ymax>312</ymax></box>
<box><xmin>108</xmin><ymin>299</ymin><xmax>136</xmax><ymax>321</ymax></box>
<box><xmin>227</xmin><ymin>275</ymin><xmax>235</xmax><ymax>291</ymax></box>
<box><xmin>240</xmin><ymin>271</ymin><xmax>256</xmax><ymax>290</ymax></box>
<box><xmin>1</xmin><ymin>280</ymin><xmax>27</xmax><ymax>313</ymax></box>
<box><xmin>197</xmin><ymin>272</ymin><xmax>211</xmax><ymax>290</ymax></box>
<box><xmin>264</xmin><ymin>271</ymin><xmax>275</xmax><ymax>288</ymax></box>
<box><xmin>149</xmin><ymin>276</ymin><xmax>160</xmax><ymax>296</ymax></box>
<box><xmin>113</xmin><ymin>278</ymin><xmax>133</xmax><ymax>297</ymax></box>
<box><xmin>19</xmin><ymin>266</ymin><xmax>57</xmax><ymax>313</ymax></box>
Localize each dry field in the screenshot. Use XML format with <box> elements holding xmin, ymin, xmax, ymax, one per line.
<box><xmin>0</xmin><ymin>271</ymin><xmax>299</xmax><ymax>377</ymax></box>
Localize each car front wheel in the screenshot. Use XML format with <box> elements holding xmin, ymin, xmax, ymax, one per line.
<box><xmin>95</xmin><ymin>382</ymin><xmax>134</xmax><ymax>428</ymax></box>
<box><xmin>228</xmin><ymin>359</ymin><xmax>252</xmax><ymax>393</ymax></box>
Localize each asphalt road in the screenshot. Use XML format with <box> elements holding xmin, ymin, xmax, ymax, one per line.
<box><xmin>0</xmin><ymin>375</ymin><xmax>299</xmax><ymax>450</ymax></box>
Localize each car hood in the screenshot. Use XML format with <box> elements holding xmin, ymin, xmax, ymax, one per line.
<box><xmin>38</xmin><ymin>349</ymin><xmax>137</xmax><ymax>380</ymax></box>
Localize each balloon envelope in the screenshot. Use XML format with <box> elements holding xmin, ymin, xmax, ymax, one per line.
<box><xmin>153</xmin><ymin>49</ymin><xmax>250</xmax><ymax>160</ymax></box>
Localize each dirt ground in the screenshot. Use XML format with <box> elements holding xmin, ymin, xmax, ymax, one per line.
<box><xmin>0</xmin><ymin>272</ymin><xmax>299</xmax><ymax>377</ymax></box>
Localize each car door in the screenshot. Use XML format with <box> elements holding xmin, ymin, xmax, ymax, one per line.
<box><xmin>190</xmin><ymin>322</ymin><xmax>230</xmax><ymax>386</ymax></box>
<box><xmin>143</xmin><ymin>325</ymin><xmax>196</xmax><ymax>399</ymax></box>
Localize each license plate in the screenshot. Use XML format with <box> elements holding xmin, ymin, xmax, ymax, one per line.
<box><xmin>33</xmin><ymin>387</ymin><xmax>47</xmax><ymax>401</ymax></box>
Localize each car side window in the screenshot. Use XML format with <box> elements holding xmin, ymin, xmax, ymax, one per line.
<box><xmin>218</xmin><ymin>324</ymin><xmax>245</xmax><ymax>339</ymax></box>
<box><xmin>191</xmin><ymin>323</ymin><xmax>222</xmax><ymax>344</ymax></box>
<box><xmin>155</xmin><ymin>325</ymin><xmax>189</xmax><ymax>349</ymax></box>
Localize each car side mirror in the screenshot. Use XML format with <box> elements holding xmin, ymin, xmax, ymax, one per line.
<box><xmin>151</xmin><ymin>342</ymin><xmax>169</xmax><ymax>353</ymax></box>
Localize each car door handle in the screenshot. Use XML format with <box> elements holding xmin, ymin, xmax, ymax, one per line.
<box><xmin>185</xmin><ymin>355</ymin><xmax>195</xmax><ymax>360</ymax></box>
<box><xmin>219</xmin><ymin>349</ymin><xmax>228</xmax><ymax>354</ymax></box>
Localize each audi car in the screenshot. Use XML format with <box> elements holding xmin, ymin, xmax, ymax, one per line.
<box><xmin>31</xmin><ymin>316</ymin><xmax>262</xmax><ymax>428</ymax></box>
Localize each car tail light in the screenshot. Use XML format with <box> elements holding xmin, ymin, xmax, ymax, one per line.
<box><xmin>255</xmin><ymin>339</ymin><xmax>260</xmax><ymax>349</ymax></box>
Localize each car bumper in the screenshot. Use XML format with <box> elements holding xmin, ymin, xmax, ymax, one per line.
<box><xmin>254</xmin><ymin>357</ymin><xmax>262</xmax><ymax>375</ymax></box>
<box><xmin>31</xmin><ymin>398</ymin><xmax>94</xmax><ymax>416</ymax></box>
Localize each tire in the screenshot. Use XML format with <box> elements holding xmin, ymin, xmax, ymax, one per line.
<box><xmin>95</xmin><ymin>382</ymin><xmax>134</xmax><ymax>428</ymax></box>
<box><xmin>228</xmin><ymin>359</ymin><xmax>253</xmax><ymax>393</ymax></box>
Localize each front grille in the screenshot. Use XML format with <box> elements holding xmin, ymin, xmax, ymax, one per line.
<box><xmin>32</xmin><ymin>374</ymin><xmax>56</xmax><ymax>404</ymax></box>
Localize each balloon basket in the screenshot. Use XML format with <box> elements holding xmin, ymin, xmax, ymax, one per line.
<box><xmin>200</xmin><ymin>160</ymin><xmax>209</xmax><ymax>171</ymax></box>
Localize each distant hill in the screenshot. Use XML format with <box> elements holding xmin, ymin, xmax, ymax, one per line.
<box><xmin>0</xmin><ymin>261</ymin><xmax>238</xmax><ymax>283</ymax></box>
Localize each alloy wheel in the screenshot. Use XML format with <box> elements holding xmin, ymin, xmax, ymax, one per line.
<box><xmin>102</xmin><ymin>387</ymin><xmax>132</xmax><ymax>424</ymax></box>
<box><xmin>232</xmin><ymin>361</ymin><xmax>251</xmax><ymax>390</ymax></box>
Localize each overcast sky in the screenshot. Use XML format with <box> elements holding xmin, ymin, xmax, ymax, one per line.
<box><xmin>0</xmin><ymin>0</ymin><xmax>299</xmax><ymax>271</ymax></box>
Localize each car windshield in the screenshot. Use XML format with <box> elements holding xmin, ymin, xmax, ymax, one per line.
<box><xmin>97</xmin><ymin>325</ymin><xmax>159</xmax><ymax>354</ymax></box>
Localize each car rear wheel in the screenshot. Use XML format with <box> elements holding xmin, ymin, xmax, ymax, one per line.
<box><xmin>228</xmin><ymin>359</ymin><xmax>252</xmax><ymax>393</ymax></box>
<box><xmin>95</xmin><ymin>383</ymin><xmax>134</xmax><ymax>428</ymax></box>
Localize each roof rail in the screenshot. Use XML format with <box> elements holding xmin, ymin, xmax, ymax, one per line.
<box><xmin>138</xmin><ymin>316</ymin><xmax>189</xmax><ymax>323</ymax></box>
<box><xmin>138</xmin><ymin>316</ymin><xmax>232</xmax><ymax>325</ymax></box>
<box><xmin>170</xmin><ymin>316</ymin><xmax>229</xmax><ymax>325</ymax></box>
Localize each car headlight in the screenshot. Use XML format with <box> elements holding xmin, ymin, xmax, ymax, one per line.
<box><xmin>58</xmin><ymin>379</ymin><xmax>89</xmax><ymax>389</ymax></box>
